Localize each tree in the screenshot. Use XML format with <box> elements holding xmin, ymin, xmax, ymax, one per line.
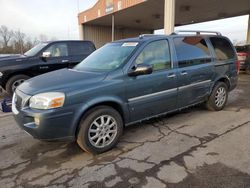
<box><xmin>0</xmin><ymin>26</ymin><xmax>56</xmax><ymax>54</ymax></box>
<box><xmin>50</xmin><ymin>36</ymin><xmax>58</xmax><ymax>41</ymax></box>
<box><xmin>24</xmin><ymin>37</ymin><xmax>33</xmax><ymax>52</ymax></box>
<box><xmin>39</xmin><ymin>34</ymin><xmax>48</xmax><ymax>42</ymax></box>
<box><xmin>0</xmin><ymin>25</ymin><xmax>13</xmax><ymax>48</ymax></box>
<box><xmin>13</xmin><ymin>30</ymin><xmax>26</xmax><ymax>54</ymax></box>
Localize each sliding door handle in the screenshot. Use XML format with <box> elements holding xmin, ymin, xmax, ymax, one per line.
<box><xmin>167</xmin><ymin>74</ymin><xmax>176</xmax><ymax>78</ymax></box>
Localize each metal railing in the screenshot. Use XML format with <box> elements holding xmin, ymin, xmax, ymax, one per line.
<box><xmin>173</xmin><ymin>30</ymin><xmax>222</xmax><ymax>36</ymax></box>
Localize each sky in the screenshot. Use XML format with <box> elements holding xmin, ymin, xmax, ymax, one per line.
<box><xmin>0</xmin><ymin>0</ymin><xmax>249</xmax><ymax>44</ymax></box>
<box><xmin>0</xmin><ymin>0</ymin><xmax>96</xmax><ymax>40</ymax></box>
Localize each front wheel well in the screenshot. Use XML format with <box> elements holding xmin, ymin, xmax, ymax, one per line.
<box><xmin>75</xmin><ymin>101</ymin><xmax>125</xmax><ymax>136</ymax></box>
<box><xmin>3</xmin><ymin>72</ymin><xmax>31</xmax><ymax>89</ymax></box>
<box><xmin>87</xmin><ymin>102</ymin><xmax>124</xmax><ymax>121</ymax></box>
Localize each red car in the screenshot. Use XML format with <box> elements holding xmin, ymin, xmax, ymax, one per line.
<box><xmin>235</xmin><ymin>45</ymin><xmax>250</xmax><ymax>73</ymax></box>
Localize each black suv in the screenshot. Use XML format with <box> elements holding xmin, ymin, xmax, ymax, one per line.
<box><xmin>13</xmin><ymin>31</ymin><xmax>238</xmax><ymax>154</ymax></box>
<box><xmin>0</xmin><ymin>40</ymin><xmax>95</xmax><ymax>95</ymax></box>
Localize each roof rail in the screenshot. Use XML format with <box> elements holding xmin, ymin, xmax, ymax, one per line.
<box><xmin>139</xmin><ymin>34</ymin><xmax>165</xmax><ymax>39</ymax></box>
<box><xmin>172</xmin><ymin>30</ymin><xmax>222</xmax><ymax>36</ymax></box>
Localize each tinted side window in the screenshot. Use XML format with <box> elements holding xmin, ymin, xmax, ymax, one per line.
<box><xmin>174</xmin><ymin>36</ymin><xmax>211</xmax><ymax>68</ymax></box>
<box><xmin>70</xmin><ymin>42</ymin><xmax>95</xmax><ymax>56</ymax></box>
<box><xmin>45</xmin><ymin>43</ymin><xmax>68</xmax><ymax>57</ymax></box>
<box><xmin>135</xmin><ymin>40</ymin><xmax>171</xmax><ymax>71</ymax></box>
<box><xmin>210</xmin><ymin>37</ymin><xmax>235</xmax><ymax>61</ymax></box>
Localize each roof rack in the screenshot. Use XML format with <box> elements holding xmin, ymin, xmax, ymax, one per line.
<box><xmin>172</xmin><ymin>30</ymin><xmax>222</xmax><ymax>36</ymax></box>
<box><xmin>139</xmin><ymin>34</ymin><xmax>165</xmax><ymax>39</ymax></box>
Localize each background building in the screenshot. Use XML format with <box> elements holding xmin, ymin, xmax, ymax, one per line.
<box><xmin>78</xmin><ymin>0</ymin><xmax>250</xmax><ymax>48</ymax></box>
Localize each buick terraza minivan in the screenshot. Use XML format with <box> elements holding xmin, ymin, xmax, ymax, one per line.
<box><xmin>12</xmin><ymin>31</ymin><xmax>238</xmax><ymax>154</ymax></box>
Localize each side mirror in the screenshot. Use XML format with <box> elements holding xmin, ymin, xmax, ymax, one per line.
<box><xmin>41</xmin><ymin>52</ymin><xmax>51</xmax><ymax>61</ymax></box>
<box><xmin>128</xmin><ymin>64</ymin><xmax>153</xmax><ymax>77</ymax></box>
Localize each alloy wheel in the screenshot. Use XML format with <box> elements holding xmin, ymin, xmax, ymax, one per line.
<box><xmin>12</xmin><ymin>79</ymin><xmax>25</xmax><ymax>92</ymax></box>
<box><xmin>215</xmin><ymin>87</ymin><xmax>226</xmax><ymax>107</ymax></box>
<box><xmin>88</xmin><ymin>115</ymin><xmax>118</xmax><ymax>148</ymax></box>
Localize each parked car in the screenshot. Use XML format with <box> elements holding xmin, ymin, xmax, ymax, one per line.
<box><xmin>0</xmin><ymin>40</ymin><xmax>96</xmax><ymax>95</ymax></box>
<box><xmin>235</xmin><ymin>44</ymin><xmax>250</xmax><ymax>73</ymax></box>
<box><xmin>12</xmin><ymin>31</ymin><xmax>238</xmax><ymax>154</ymax></box>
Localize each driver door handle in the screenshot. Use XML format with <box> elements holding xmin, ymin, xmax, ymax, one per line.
<box><xmin>180</xmin><ymin>71</ymin><xmax>188</xmax><ymax>76</ymax></box>
<box><xmin>39</xmin><ymin>66</ymin><xmax>49</xmax><ymax>69</ymax></box>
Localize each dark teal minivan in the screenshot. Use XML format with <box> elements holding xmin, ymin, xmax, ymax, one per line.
<box><xmin>12</xmin><ymin>31</ymin><xmax>238</xmax><ymax>154</ymax></box>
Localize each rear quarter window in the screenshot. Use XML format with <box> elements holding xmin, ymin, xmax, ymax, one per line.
<box><xmin>174</xmin><ymin>36</ymin><xmax>211</xmax><ymax>68</ymax></box>
<box><xmin>209</xmin><ymin>37</ymin><xmax>235</xmax><ymax>61</ymax></box>
<box><xmin>70</xmin><ymin>42</ymin><xmax>95</xmax><ymax>56</ymax></box>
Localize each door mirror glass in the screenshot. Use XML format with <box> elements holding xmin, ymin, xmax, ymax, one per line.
<box><xmin>128</xmin><ymin>64</ymin><xmax>153</xmax><ymax>77</ymax></box>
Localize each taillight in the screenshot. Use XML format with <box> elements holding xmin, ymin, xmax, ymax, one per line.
<box><xmin>237</xmin><ymin>52</ymin><xmax>247</xmax><ymax>61</ymax></box>
<box><xmin>236</xmin><ymin>60</ymin><xmax>240</xmax><ymax>74</ymax></box>
<box><xmin>237</xmin><ymin>52</ymin><xmax>248</xmax><ymax>56</ymax></box>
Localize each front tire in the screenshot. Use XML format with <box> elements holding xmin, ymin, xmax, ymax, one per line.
<box><xmin>245</xmin><ymin>65</ymin><xmax>250</xmax><ymax>75</ymax></box>
<box><xmin>6</xmin><ymin>74</ymin><xmax>30</xmax><ymax>95</ymax></box>
<box><xmin>206</xmin><ymin>82</ymin><xmax>228</xmax><ymax>111</ymax></box>
<box><xmin>77</xmin><ymin>106</ymin><xmax>123</xmax><ymax>154</ymax></box>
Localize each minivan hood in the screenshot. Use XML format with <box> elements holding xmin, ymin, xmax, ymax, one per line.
<box><xmin>17</xmin><ymin>68</ymin><xmax>107</xmax><ymax>95</ymax></box>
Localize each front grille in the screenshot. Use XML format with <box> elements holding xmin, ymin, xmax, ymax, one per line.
<box><xmin>15</xmin><ymin>94</ymin><xmax>22</xmax><ymax>110</ymax></box>
<box><xmin>14</xmin><ymin>90</ymin><xmax>31</xmax><ymax>110</ymax></box>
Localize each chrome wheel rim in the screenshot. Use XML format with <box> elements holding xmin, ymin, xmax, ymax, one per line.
<box><xmin>215</xmin><ymin>87</ymin><xmax>226</xmax><ymax>107</ymax></box>
<box><xmin>88</xmin><ymin>115</ymin><xmax>118</xmax><ymax>148</ymax></box>
<box><xmin>12</xmin><ymin>79</ymin><xmax>25</xmax><ymax>92</ymax></box>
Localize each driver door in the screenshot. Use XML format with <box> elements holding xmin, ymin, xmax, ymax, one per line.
<box><xmin>125</xmin><ymin>40</ymin><xmax>178</xmax><ymax>122</ymax></box>
<box><xmin>35</xmin><ymin>43</ymin><xmax>70</xmax><ymax>75</ymax></box>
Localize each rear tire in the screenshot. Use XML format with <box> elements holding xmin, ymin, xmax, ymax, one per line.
<box><xmin>245</xmin><ymin>66</ymin><xmax>250</xmax><ymax>75</ymax></box>
<box><xmin>77</xmin><ymin>106</ymin><xmax>123</xmax><ymax>154</ymax></box>
<box><xmin>6</xmin><ymin>75</ymin><xmax>30</xmax><ymax>95</ymax></box>
<box><xmin>206</xmin><ymin>82</ymin><xmax>228</xmax><ymax>111</ymax></box>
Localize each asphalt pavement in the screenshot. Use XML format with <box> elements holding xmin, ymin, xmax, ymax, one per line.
<box><xmin>0</xmin><ymin>74</ymin><xmax>250</xmax><ymax>188</ymax></box>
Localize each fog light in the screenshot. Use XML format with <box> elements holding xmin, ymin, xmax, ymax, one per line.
<box><xmin>34</xmin><ymin>117</ymin><xmax>40</xmax><ymax>125</ymax></box>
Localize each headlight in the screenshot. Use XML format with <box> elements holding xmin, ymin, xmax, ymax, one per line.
<box><xmin>0</xmin><ymin>72</ymin><xmax>3</xmax><ymax>77</ymax></box>
<box><xmin>29</xmin><ymin>92</ymin><xmax>65</xmax><ymax>110</ymax></box>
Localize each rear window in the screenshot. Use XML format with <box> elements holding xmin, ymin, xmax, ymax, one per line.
<box><xmin>70</xmin><ymin>42</ymin><xmax>95</xmax><ymax>56</ymax></box>
<box><xmin>235</xmin><ymin>45</ymin><xmax>250</xmax><ymax>53</ymax></box>
<box><xmin>174</xmin><ymin>36</ymin><xmax>211</xmax><ymax>68</ymax></box>
<box><xmin>210</xmin><ymin>37</ymin><xmax>235</xmax><ymax>61</ymax></box>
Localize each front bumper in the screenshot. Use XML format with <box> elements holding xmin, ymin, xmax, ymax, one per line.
<box><xmin>240</xmin><ymin>61</ymin><xmax>246</xmax><ymax>70</ymax></box>
<box><xmin>12</xmin><ymin>91</ymin><xmax>82</xmax><ymax>141</ymax></box>
<box><xmin>13</xmin><ymin>108</ymin><xmax>76</xmax><ymax>140</ymax></box>
<box><xmin>0</xmin><ymin>77</ymin><xmax>4</xmax><ymax>92</ymax></box>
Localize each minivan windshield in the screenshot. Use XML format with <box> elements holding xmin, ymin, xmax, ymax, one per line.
<box><xmin>74</xmin><ymin>42</ymin><xmax>138</xmax><ymax>72</ymax></box>
<box><xmin>24</xmin><ymin>43</ymin><xmax>48</xmax><ymax>56</ymax></box>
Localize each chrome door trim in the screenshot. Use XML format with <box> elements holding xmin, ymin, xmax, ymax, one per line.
<box><xmin>179</xmin><ymin>80</ymin><xmax>211</xmax><ymax>90</ymax></box>
<box><xmin>128</xmin><ymin>80</ymin><xmax>212</xmax><ymax>102</ymax></box>
<box><xmin>128</xmin><ymin>88</ymin><xmax>178</xmax><ymax>102</ymax></box>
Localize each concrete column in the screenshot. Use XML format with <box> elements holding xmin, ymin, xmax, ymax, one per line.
<box><xmin>164</xmin><ymin>0</ymin><xmax>176</xmax><ymax>35</ymax></box>
<box><xmin>247</xmin><ymin>15</ymin><xmax>250</xmax><ymax>44</ymax></box>
<box><xmin>79</xmin><ymin>24</ymin><xmax>84</xmax><ymax>40</ymax></box>
<box><xmin>112</xmin><ymin>14</ymin><xmax>115</xmax><ymax>41</ymax></box>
